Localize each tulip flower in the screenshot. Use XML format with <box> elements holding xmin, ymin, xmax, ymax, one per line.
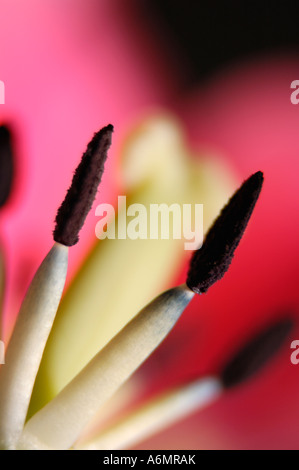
<box><xmin>0</xmin><ymin>116</ymin><xmax>267</xmax><ymax>449</ymax></box>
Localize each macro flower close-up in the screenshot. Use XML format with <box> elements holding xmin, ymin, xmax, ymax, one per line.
<box><xmin>1</xmin><ymin>0</ymin><xmax>299</xmax><ymax>452</ymax></box>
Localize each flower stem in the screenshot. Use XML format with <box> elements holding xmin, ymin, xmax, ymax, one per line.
<box><xmin>0</xmin><ymin>243</ymin><xmax>68</xmax><ymax>449</ymax></box>
<box><xmin>18</xmin><ymin>285</ymin><xmax>194</xmax><ymax>450</ymax></box>
<box><xmin>77</xmin><ymin>377</ymin><xmax>222</xmax><ymax>450</ymax></box>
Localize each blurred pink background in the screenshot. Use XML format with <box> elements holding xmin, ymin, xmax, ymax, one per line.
<box><xmin>0</xmin><ymin>0</ymin><xmax>182</xmax><ymax>333</ymax></box>
<box><xmin>1</xmin><ymin>0</ymin><xmax>299</xmax><ymax>450</ymax></box>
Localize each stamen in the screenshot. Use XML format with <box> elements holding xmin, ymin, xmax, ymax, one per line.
<box><xmin>187</xmin><ymin>171</ymin><xmax>264</xmax><ymax>293</ymax></box>
<box><xmin>0</xmin><ymin>126</ymin><xmax>113</xmax><ymax>449</ymax></box>
<box><xmin>221</xmin><ymin>317</ymin><xmax>294</xmax><ymax>388</ymax></box>
<box><xmin>0</xmin><ymin>125</ymin><xmax>14</xmax><ymax>207</ymax></box>
<box><xmin>18</xmin><ymin>171</ymin><xmax>264</xmax><ymax>450</ymax></box>
<box><xmin>53</xmin><ymin>124</ymin><xmax>113</xmax><ymax>246</ymax></box>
